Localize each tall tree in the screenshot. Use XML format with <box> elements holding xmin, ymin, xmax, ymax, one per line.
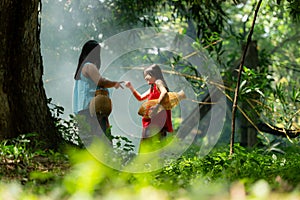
<box><xmin>0</xmin><ymin>0</ymin><xmax>60</xmax><ymax>148</ymax></box>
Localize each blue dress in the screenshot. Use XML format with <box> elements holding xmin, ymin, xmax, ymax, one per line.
<box><xmin>72</xmin><ymin>63</ymin><xmax>111</xmax><ymax>145</ymax></box>
<box><xmin>73</xmin><ymin>63</ymin><xmax>97</xmax><ymax>114</ymax></box>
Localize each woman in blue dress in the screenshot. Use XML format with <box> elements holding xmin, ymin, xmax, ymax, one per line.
<box><xmin>73</xmin><ymin>40</ymin><xmax>122</xmax><ymax>145</ymax></box>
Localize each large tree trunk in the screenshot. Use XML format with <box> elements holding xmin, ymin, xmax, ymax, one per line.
<box><xmin>0</xmin><ymin>0</ymin><xmax>60</xmax><ymax>148</ymax></box>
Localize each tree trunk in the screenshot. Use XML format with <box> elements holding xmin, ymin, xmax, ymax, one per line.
<box><xmin>0</xmin><ymin>0</ymin><xmax>60</xmax><ymax>148</ymax></box>
<box><xmin>238</xmin><ymin>41</ymin><xmax>259</xmax><ymax>147</ymax></box>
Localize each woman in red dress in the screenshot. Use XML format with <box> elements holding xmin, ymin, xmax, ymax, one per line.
<box><xmin>125</xmin><ymin>64</ymin><xmax>173</xmax><ymax>144</ymax></box>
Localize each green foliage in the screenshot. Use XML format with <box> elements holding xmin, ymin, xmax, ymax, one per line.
<box><xmin>262</xmin><ymin>80</ymin><xmax>300</xmax><ymax>130</ymax></box>
<box><xmin>149</xmin><ymin>143</ymin><xmax>300</xmax><ymax>195</ymax></box>
<box><xmin>286</xmin><ymin>0</ymin><xmax>300</xmax><ymax>22</ymax></box>
<box><xmin>64</xmin><ymin>143</ymin><xmax>299</xmax><ymax>198</ymax></box>
<box><xmin>48</xmin><ymin>98</ymin><xmax>83</xmax><ymax>147</ymax></box>
<box><xmin>0</xmin><ymin>134</ymin><xmax>37</xmax><ymax>165</ymax></box>
<box><xmin>239</xmin><ymin>66</ymin><xmax>273</xmax><ymax>98</ymax></box>
<box><xmin>0</xmin><ymin>134</ymin><xmax>69</xmax><ymax>194</ymax></box>
<box><xmin>1</xmin><ymin>141</ymin><xmax>300</xmax><ymax>199</ymax></box>
<box><xmin>113</xmin><ymin>135</ymin><xmax>135</xmax><ymax>152</ymax></box>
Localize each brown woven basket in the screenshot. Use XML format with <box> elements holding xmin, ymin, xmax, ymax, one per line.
<box><xmin>138</xmin><ymin>90</ymin><xmax>186</xmax><ymax>118</ymax></box>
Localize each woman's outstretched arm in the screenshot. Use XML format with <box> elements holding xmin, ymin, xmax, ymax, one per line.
<box><xmin>125</xmin><ymin>81</ymin><xmax>149</xmax><ymax>101</ymax></box>
<box><xmin>82</xmin><ymin>63</ymin><xmax>123</xmax><ymax>89</ymax></box>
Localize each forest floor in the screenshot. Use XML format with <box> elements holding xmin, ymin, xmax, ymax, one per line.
<box><xmin>1</xmin><ymin>141</ymin><xmax>300</xmax><ymax>199</ymax></box>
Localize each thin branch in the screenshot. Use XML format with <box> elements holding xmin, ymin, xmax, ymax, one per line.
<box><xmin>223</xmin><ymin>90</ymin><xmax>270</xmax><ymax>143</ymax></box>
<box><xmin>230</xmin><ymin>0</ymin><xmax>263</xmax><ymax>155</ymax></box>
<box><xmin>181</xmin><ymin>38</ymin><xmax>223</xmax><ymax>59</ymax></box>
<box><xmin>247</xmin><ymin>98</ymin><xmax>300</xmax><ymax>130</ymax></box>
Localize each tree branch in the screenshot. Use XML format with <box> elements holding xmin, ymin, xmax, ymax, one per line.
<box><xmin>230</xmin><ymin>0</ymin><xmax>263</xmax><ymax>156</ymax></box>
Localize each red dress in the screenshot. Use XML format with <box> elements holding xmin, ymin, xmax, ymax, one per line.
<box><xmin>142</xmin><ymin>84</ymin><xmax>173</xmax><ymax>133</ymax></box>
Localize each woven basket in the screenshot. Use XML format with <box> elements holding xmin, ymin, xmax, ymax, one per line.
<box><xmin>138</xmin><ymin>90</ymin><xmax>186</xmax><ymax>118</ymax></box>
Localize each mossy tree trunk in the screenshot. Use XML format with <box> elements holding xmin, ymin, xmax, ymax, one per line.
<box><xmin>0</xmin><ymin>0</ymin><xmax>60</xmax><ymax>148</ymax></box>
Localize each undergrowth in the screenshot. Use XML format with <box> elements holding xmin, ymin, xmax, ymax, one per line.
<box><xmin>1</xmin><ymin>133</ymin><xmax>300</xmax><ymax>199</ymax></box>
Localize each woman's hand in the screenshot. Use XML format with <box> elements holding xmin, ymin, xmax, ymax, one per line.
<box><xmin>124</xmin><ymin>81</ymin><xmax>136</xmax><ymax>91</ymax></box>
<box><xmin>124</xmin><ymin>81</ymin><xmax>150</xmax><ymax>101</ymax></box>
<box><xmin>124</xmin><ymin>81</ymin><xmax>133</xmax><ymax>89</ymax></box>
<box><xmin>114</xmin><ymin>81</ymin><xmax>124</xmax><ymax>89</ymax></box>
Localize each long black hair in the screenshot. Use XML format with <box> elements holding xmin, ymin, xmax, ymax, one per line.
<box><xmin>144</xmin><ymin>64</ymin><xmax>169</xmax><ymax>90</ymax></box>
<box><xmin>74</xmin><ymin>40</ymin><xmax>101</xmax><ymax>80</ymax></box>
